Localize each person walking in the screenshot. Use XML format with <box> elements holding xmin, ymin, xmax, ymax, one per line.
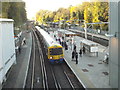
<box><xmin>54</xmin><ymin>35</ymin><xmax>56</xmax><ymax>38</ymax></box>
<box><xmin>58</xmin><ymin>38</ymin><xmax>61</xmax><ymax>44</ymax></box>
<box><xmin>23</xmin><ymin>38</ymin><xmax>26</xmax><ymax>45</ymax></box>
<box><xmin>74</xmin><ymin>44</ymin><xmax>76</xmax><ymax>51</ymax></box>
<box><xmin>59</xmin><ymin>40</ymin><xmax>62</xmax><ymax>45</ymax></box>
<box><xmin>79</xmin><ymin>49</ymin><xmax>82</xmax><ymax>57</ymax></box>
<box><xmin>18</xmin><ymin>46</ymin><xmax>21</xmax><ymax>54</ymax></box>
<box><xmin>72</xmin><ymin>50</ymin><xmax>75</xmax><ymax>61</ymax></box>
<box><xmin>83</xmin><ymin>46</ymin><xmax>85</xmax><ymax>54</ymax></box>
<box><xmin>61</xmin><ymin>41</ymin><xmax>64</xmax><ymax>47</ymax></box>
<box><xmin>65</xmin><ymin>42</ymin><xmax>68</xmax><ymax>51</ymax></box>
<box><xmin>75</xmin><ymin>51</ymin><xmax>78</xmax><ymax>64</ymax></box>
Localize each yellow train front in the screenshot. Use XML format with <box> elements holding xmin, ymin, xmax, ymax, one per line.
<box><xmin>48</xmin><ymin>45</ymin><xmax>64</xmax><ymax>64</ymax></box>
<box><xmin>35</xmin><ymin>26</ymin><xmax>64</xmax><ymax>64</ymax></box>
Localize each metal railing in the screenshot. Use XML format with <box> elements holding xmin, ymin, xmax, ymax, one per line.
<box><xmin>71</xmin><ymin>26</ymin><xmax>108</xmax><ymax>36</ymax></box>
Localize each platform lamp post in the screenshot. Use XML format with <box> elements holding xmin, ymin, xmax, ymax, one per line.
<box><xmin>63</xmin><ymin>20</ymin><xmax>66</xmax><ymax>42</ymax></box>
<box><xmin>84</xmin><ymin>20</ymin><xmax>87</xmax><ymax>39</ymax></box>
<box><xmin>58</xmin><ymin>19</ymin><xmax>60</xmax><ymax>30</ymax></box>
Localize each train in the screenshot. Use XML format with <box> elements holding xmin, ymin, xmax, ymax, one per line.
<box><xmin>35</xmin><ymin>26</ymin><xmax>64</xmax><ymax>64</ymax></box>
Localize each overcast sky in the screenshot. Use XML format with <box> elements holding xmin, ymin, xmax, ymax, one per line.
<box><xmin>23</xmin><ymin>0</ymin><xmax>90</xmax><ymax>19</ymax></box>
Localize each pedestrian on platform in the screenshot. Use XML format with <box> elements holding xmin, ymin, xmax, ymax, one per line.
<box><xmin>65</xmin><ymin>42</ymin><xmax>68</xmax><ymax>51</ymax></box>
<box><xmin>56</xmin><ymin>38</ymin><xmax>57</xmax><ymax>41</ymax></box>
<box><xmin>75</xmin><ymin>51</ymin><xmax>78</xmax><ymax>64</ymax></box>
<box><xmin>23</xmin><ymin>38</ymin><xmax>26</xmax><ymax>45</ymax></box>
<box><xmin>79</xmin><ymin>49</ymin><xmax>82</xmax><ymax>57</ymax></box>
<box><xmin>62</xmin><ymin>36</ymin><xmax>64</xmax><ymax>40</ymax></box>
<box><xmin>54</xmin><ymin>35</ymin><xmax>56</xmax><ymax>38</ymax></box>
<box><xmin>58</xmin><ymin>38</ymin><xmax>61</xmax><ymax>44</ymax></box>
<box><xmin>59</xmin><ymin>40</ymin><xmax>61</xmax><ymax>45</ymax></box>
<box><xmin>72</xmin><ymin>50</ymin><xmax>75</xmax><ymax>60</ymax></box>
<box><xmin>83</xmin><ymin>46</ymin><xmax>85</xmax><ymax>54</ymax></box>
<box><xmin>18</xmin><ymin>46</ymin><xmax>21</xmax><ymax>54</ymax></box>
<box><xmin>65</xmin><ymin>45</ymin><xmax>68</xmax><ymax>53</ymax></box>
<box><xmin>74</xmin><ymin>44</ymin><xmax>76</xmax><ymax>51</ymax></box>
<box><xmin>61</xmin><ymin>41</ymin><xmax>64</xmax><ymax>47</ymax></box>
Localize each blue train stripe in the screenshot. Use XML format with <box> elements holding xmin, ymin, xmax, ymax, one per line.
<box><xmin>49</xmin><ymin>58</ymin><xmax>64</xmax><ymax>63</ymax></box>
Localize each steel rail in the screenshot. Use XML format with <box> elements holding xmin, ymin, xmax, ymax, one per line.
<box><xmin>33</xmin><ymin>30</ymin><xmax>49</xmax><ymax>89</ymax></box>
<box><xmin>63</xmin><ymin>71</ymin><xmax>75</xmax><ymax>89</ymax></box>
<box><xmin>50</xmin><ymin>65</ymin><xmax>61</xmax><ymax>90</ymax></box>
<box><xmin>61</xmin><ymin>64</ymin><xmax>75</xmax><ymax>89</ymax></box>
<box><xmin>31</xmin><ymin>32</ymin><xmax>36</xmax><ymax>89</ymax></box>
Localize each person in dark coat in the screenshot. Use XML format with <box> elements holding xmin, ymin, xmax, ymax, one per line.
<box><xmin>61</xmin><ymin>41</ymin><xmax>64</xmax><ymax>47</ymax></box>
<box><xmin>58</xmin><ymin>38</ymin><xmax>61</xmax><ymax>44</ymax></box>
<box><xmin>24</xmin><ymin>39</ymin><xmax>26</xmax><ymax>45</ymax></box>
<box><xmin>79</xmin><ymin>49</ymin><xmax>82</xmax><ymax>57</ymax></box>
<box><xmin>65</xmin><ymin>43</ymin><xmax>68</xmax><ymax>50</ymax></box>
<box><xmin>54</xmin><ymin>35</ymin><xmax>56</xmax><ymax>38</ymax></box>
<box><xmin>59</xmin><ymin>40</ymin><xmax>61</xmax><ymax>45</ymax></box>
<box><xmin>18</xmin><ymin>46</ymin><xmax>21</xmax><ymax>54</ymax></box>
<box><xmin>74</xmin><ymin>44</ymin><xmax>76</xmax><ymax>51</ymax></box>
<box><xmin>72</xmin><ymin>50</ymin><xmax>75</xmax><ymax>60</ymax></box>
<box><xmin>83</xmin><ymin>46</ymin><xmax>85</xmax><ymax>54</ymax></box>
<box><xmin>56</xmin><ymin>38</ymin><xmax>57</xmax><ymax>41</ymax></box>
<box><xmin>75</xmin><ymin>52</ymin><xmax>78</xmax><ymax>64</ymax></box>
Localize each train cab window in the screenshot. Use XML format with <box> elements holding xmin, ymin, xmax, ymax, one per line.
<box><xmin>49</xmin><ymin>48</ymin><xmax>63</xmax><ymax>55</ymax></box>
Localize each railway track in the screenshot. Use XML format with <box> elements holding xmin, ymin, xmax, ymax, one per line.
<box><xmin>50</xmin><ymin>64</ymin><xmax>74</xmax><ymax>89</ymax></box>
<box><xmin>36</xmin><ymin>29</ymin><xmax>85</xmax><ymax>89</ymax></box>
<box><xmin>32</xmin><ymin>29</ymin><xmax>49</xmax><ymax>89</ymax></box>
<box><xmin>36</xmin><ymin>30</ymin><xmax>60</xmax><ymax>89</ymax></box>
<box><xmin>25</xmin><ymin>29</ymin><xmax>48</xmax><ymax>89</ymax></box>
<box><xmin>25</xmin><ymin>27</ymin><xmax>85</xmax><ymax>89</ymax></box>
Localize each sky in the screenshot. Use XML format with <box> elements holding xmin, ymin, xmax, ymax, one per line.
<box><xmin>23</xmin><ymin>0</ymin><xmax>90</xmax><ymax>20</ymax></box>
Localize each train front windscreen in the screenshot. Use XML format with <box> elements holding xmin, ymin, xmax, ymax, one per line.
<box><xmin>50</xmin><ymin>48</ymin><xmax>63</xmax><ymax>55</ymax></box>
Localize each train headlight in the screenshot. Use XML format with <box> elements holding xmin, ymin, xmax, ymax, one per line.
<box><xmin>60</xmin><ymin>56</ymin><xmax>63</xmax><ymax>58</ymax></box>
<box><xmin>50</xmin><ymin>57</ymin><xmax>52</xmax><ymax>59</ymax></box>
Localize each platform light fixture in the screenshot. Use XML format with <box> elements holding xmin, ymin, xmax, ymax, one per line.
<box><xmin>105</xmin><ymin>32</ymin><xmax>119</xmax><ymax>38</ymax></box>
<box><xmin>105</xmin><ymin>33</ymin><xmax>115</xmax><ymax>38</ymax></box>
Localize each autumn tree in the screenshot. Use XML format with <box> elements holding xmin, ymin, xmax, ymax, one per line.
<box><xmin>36</xmin><ymin>1</ymin><xmax>109</xmax><ymax>30</ymax></box>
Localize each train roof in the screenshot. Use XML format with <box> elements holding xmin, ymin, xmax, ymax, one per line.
<box><xmin>36</xmin><ymin>26</ymin><xmax>62</xmax><ymax>47</ymax></box>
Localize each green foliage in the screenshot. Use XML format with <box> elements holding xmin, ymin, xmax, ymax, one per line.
<box><xmin>36</xmin><ymin>1</ymin><xmax>109</xmax><ymax>31</ymax></box>
<box><xmin>1</xmin><ymin>1</ymin><xmax>27</xmax><ymax>27</ymax></box>
<box><xmin>1</xmin><ymin>2</ymin><xmax>10</xmax><ymax>18</ymax></box>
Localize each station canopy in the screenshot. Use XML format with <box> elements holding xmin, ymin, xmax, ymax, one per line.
<box><xmin>58</xmin><ymin>29</ymin><xmax>77</xmax><ymax>36</ymax></box>
<box><xmin>81</xmin><ymin>39</ymin><xmax>98</xmax><ymax>46</ymax></box>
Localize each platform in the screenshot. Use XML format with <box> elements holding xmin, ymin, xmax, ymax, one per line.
<box><xmin>2</xmin><ymin>30</ymin><xmax>32</xmax><ymax>88</ymax></box>
<box><xmin>51</xmin><ymin>30</ymin><xmax>111</xmax><ymax>89</ymax></box>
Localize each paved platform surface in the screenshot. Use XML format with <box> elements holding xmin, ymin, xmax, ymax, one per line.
<box><xmin>2</xmin><ymin>30</ymin><xmax>32</xmax><ymax>88</ymax></box>
<box><xmin>50</xmin><ymin>30</ymin><xmax>111</xmax><ymax>88</ymax></box>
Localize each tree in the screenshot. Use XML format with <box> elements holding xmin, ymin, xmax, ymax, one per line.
<box><xmin>1</xmin><ymin>1</ymin><xmax>27</xmax><ymax>27</ymax></box>
<box><xmin>1</xmin><ymin>2</ymin><xmax>10</xmax><ymax>18</ymax></box>
<box><xmin>35</xmin><ymin>1</ymin><xmax>109</xmax><ymax>30</ymax></box>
